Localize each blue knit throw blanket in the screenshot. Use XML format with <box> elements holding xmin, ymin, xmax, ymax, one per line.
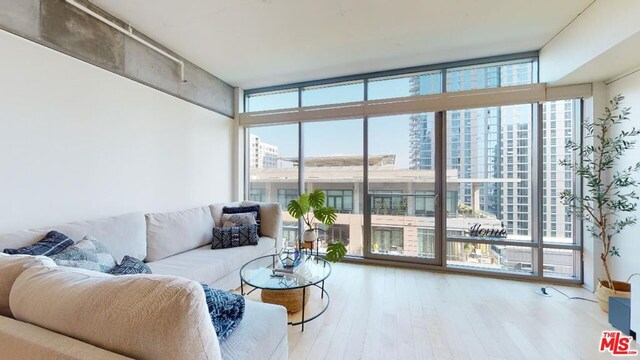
<box><xmin>201</xmin><ymin>283</ymin><xmax>245</xmax><ymax>340</ymax></box>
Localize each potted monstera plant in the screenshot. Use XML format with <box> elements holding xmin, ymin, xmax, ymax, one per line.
<box><xmin>560</xmin><ymin>94</ymin><xmax>640</xmax><ymax>312</ymax></box>
<box><xmin>287</xmin><ymin>189</ymin><xmax>346</xmax><ymax>262</ymax></box>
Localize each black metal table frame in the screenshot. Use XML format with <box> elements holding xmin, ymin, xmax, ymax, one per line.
<box><xmin>239</xmin><ymin>255</ymin><xmax>330</xmax><ymax>331</ymax></box>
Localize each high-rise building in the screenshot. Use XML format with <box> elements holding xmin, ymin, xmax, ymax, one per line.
<box><xmin>408</xmin><ymin>63</ymin><xmax>574</xmax><ymax>242</ymax></box>
<box><xmin>249</xmin><ymin>134</ymin><xmax>279</xmax><ymax>169</ymax></box>
<box><xmin>542</xmin><ymin>100</ymin><xmax>576</xmax><ymax>242</ymax></box>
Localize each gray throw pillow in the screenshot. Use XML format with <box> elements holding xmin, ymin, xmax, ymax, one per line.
<box><xmin>50</xmin><ymin>236</ymin><xmax>117</xmax><ymax>273</ymax></box>
<box><xmin>109</xmin><ymin>255</ymin><xmax>152</xmax><ymax>275</ymax></box>
<box><xmin>221</xmin><ymin>212</ymin><xmax>257</xmax><ymax>227</ymax></box>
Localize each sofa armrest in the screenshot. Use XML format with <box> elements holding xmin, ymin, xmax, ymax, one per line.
<box><xmin>241</xmin><ymin>201</ymin><xmax>282</xmax><ymax>253</ymax></box>
<box><xmin>0</xmin><ymin>315</ymin><xmax>132</xmax><ymax>360</ymax></box>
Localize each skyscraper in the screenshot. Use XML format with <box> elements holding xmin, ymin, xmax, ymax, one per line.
<box><xmin>249</xmin><ymin>134</ymin><xmax>279</xmax><ymax>169</ymax></box>
<box><xmin>408</xmin><ymin>62</ymin><xmax>573</xmax><ymax>241</ymax></box>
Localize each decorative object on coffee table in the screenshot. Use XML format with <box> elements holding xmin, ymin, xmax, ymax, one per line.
<box><xmin>278</xmin><ymin>245</ymin><xmax>300</xmax><ymax>268</ymax></box>
<box><xmin>240</xmin><ymin>253</ymin><xmax>331</xmax><ymax>331</ymax></box>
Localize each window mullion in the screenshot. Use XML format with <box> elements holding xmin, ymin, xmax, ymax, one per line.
<box><xmin>533</xmin><ymin>103</ymin><xmax>544</xmax><ymax>276</ymax></box>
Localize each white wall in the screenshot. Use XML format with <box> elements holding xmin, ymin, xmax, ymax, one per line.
<box><xmin>606</xmin><ymin>70</ymin><xmax>640</xmax><ymax>282</ymax></box>
<box><xmin>582</xmin><ymin>82</ymin><xmax>608</xmax><ymax>291</ymax></box>
<box><xmin>540</xmin><ymin>0</ymin><xmax>640</xmax><ymax>85</ymax></box>
<box><xmin>0</xmin><ymin>30</ymin><xmax>234</xmax><ymax>233</ymax></box>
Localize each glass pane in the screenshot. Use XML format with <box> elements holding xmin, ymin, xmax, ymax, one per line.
<box><xmin>369</xmin><ymin>114</ymin><xmax>437</xmax><ymax>259</ymax></box>
<box><xmin>445</xmin><ymin>104</ymin><xmax>533</xmax><ymax>242</ymax></box>
<box><xmin>248</xmin><ymin>124</ymin><xmax>299</xmax><ymax>243</ymax></box>
<box><xmin>543</xmin><ymin>99</ymin><xmax>577</xmax><ymax>244</ymax></box>
<box><xmin>368</xmin><ymin>71</ymin><xmax>442</xmax><ymax>100</ymax></box>
<box><xmin>246</xmin><ymin>89</ymin><xmax>298</xmax><ymax>112</ymax></box>
<box><xmin>302</xmin><ymin>81</ymin><xmax>364</xmax><ymax>106</ymax></box>
<box><xmin>446</xmin><ymin>242</ymin><xmax>534</xmax><ymax>274</ymax></box>
<box><xmin>543</xmin><ymin>248</ymin><xmax>578</xmax><ymax>278</ymax></box>
<box><xmin>303</xmin><ymin>119</ymin><xmax>364</xmax><ymax>257</ymax></box>
<box><xmin>446</xmin><ymin>61</ymin><xmax>533</xmax><ymax>92</ymax></box>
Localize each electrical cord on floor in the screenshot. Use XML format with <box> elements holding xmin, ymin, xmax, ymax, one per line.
<box><xmin>537</xmin><ymin>286</ymin><xmax>598</xmax><ymax>303</ymax></box>
<box><xmin>626</xmin><ymin>273</ymin><xmax>640</xmax><ymax>283</ymax></box>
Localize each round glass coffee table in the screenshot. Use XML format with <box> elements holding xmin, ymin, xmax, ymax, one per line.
<box><xmin>240</xmin><ymin>254</ymin><xmax>331</xmax><ymax>331</ymax></box>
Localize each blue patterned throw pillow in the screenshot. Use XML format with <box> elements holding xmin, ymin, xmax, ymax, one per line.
<box><xmin>212</xmin><ymin>224</ymin><xmax>259</xmax><ymax>249</ymax></box>
<box><xmin>3</xmin><ymin>231</ymin><xmax>73</xmax><ymax>256</ymax></box>
<box><xmin>201</xmin><ymin>283</ymin><xmax>245</xmax><ymax>340</ymax></box>
<box><xmin>109</xmin><ymin>255</ymin><xmax>152</xmax><ymax>275</ymax></box>
<box><xmin>222</xmin><ymin>205</ymin><xmax>261</xmax><ymax>234</ymax></box>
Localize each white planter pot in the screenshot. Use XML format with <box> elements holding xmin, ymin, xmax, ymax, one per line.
<box><xmin>303</xmin><ymin>230</ymin><xmax>317</xmax><ymax>243</ymax></box>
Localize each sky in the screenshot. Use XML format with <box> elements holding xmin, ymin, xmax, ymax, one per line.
<box><xmin>247</xmin><ymin>77</ymin><xmax>419</xmax><ymax>169</ymax></box>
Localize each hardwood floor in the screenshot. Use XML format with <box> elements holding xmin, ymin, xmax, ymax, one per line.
<box><xmin>243</xmin><ymin>262</ymin><xmax>634</xmax><ymax>359</ymax></box>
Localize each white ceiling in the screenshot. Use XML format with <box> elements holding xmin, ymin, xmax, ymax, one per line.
<box><xmin>91</xmin><ymin>0</ymin><xmax>593</xmax><ymax>89</ymax></box>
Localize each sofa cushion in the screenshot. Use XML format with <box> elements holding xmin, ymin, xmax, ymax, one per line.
<box><xmin>146</xmin><ymin>207</ymin><xmax>215</xmax><ymax>262</ymax></box>
<box><xmin>212</xmin><ymin>224</ymin><xmax>259</xmax><ymax>249</ymax></box>
<box><xmin>3</xmin><ymin>230</ymin><xmax>74</xmax><ymax>256</ymax></box>
<box><xmin>147</xmin><ymin>237</ymin><xmax>275</xmax><ymax>286</ymax></box>
<box><xmin>10</xmin><ymin>266</ymin><xmax>222</xmax><ymax>360</ymax></box>
<box><xmin>0</xmin><ymin>212</ymin><xmax>147</xmax><ymax>264</ymax></box>
<box><xmin>241</xmin><ymin>201</ymin><xmax>282</xmax><ymax>241</ymax></box>
<box><xmin>219</xmin><ymin>301</ymin><xmax>288</xmax><ymax>360</ymax></box>
<box><xmin>210</xmin><ymin>202</ymin><xmax>242</xmax><ymax>227</ymax></box>
<box><xmin>109</xmin><ymin>256</ymin><xmax>152</xmax><ymax>275</ymax></box>
<box><xmin>0</xmin><ymin>255</ymin><xmax>56</xmax><ymax>318</ymax></box>
<box><xmin>0</xmin><ymin>315</ymin><xmax>133</xmax><ymax>360</ymax></box>
<box><xmin>50</xmin><ymin>236</ymin><xmax>117</xmax><ymax>273</ymax></box>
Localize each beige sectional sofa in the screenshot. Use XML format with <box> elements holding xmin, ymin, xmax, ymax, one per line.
<box><xmin>0</xmin><ymin>201</ymin><xmax>288</xmax><ymax>360</ymax></box>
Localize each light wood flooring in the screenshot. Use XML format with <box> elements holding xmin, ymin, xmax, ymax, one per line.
<box><xmin>242</xmin><ymin>262</ymin><xmax>636</xmax><ymax>360</ymax></box>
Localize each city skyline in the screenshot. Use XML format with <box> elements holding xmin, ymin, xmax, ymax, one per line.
<box><xmin>246</xmin><ymin>59</ymin><xmax>577</xmax><ymax>277</ymax></box>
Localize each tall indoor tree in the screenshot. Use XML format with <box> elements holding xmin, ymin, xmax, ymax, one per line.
<box><xmin>560</xmin><ymin>95</ymin><xmax>640</xmax><ymax>310</ymax></box>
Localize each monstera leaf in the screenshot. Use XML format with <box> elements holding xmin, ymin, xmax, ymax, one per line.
<box><xmin>287</xmin><ymin>193</ymin><xmax>310</xmax><ymax>220</ymax></box>
<box><xmin>287</xmin><ymin>190</ymin><xmax>337</xmax><ymax>230</ymax></box>
<box><xmin>313</xmin><ymin>207</ymin><xmax>337</xmax><ymax>227</ymax></box>
<box><xmin>308</xmin><ymin>189</ymin><xmax>326</xmax><ymax>209</ymax></box>
<box><xmin>325</xmin><ymin>242</ymin><xmax>347</xmax><ymax>263</ymax></box>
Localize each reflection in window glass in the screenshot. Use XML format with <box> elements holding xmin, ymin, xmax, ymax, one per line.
<box><xmin>543</xmin><ymin>248</ymin><xmax>578</xmax><ymax>278</ymax></box>
<box><xmin>368</xmin><ymin>71</ymin><xmax>442</xmax><ymax>100</ymax></box>
<box><xmin>445</xmin><ymin>105</ymin><xmax>532</xmax><ymax>241</ymax></box>
<box><xmin>372</xmin><ymin>227</ymin><xmax>404</xmax><ymax>255</ymax></box>
<box><xmin>417</xmin><ymin>228</ymin><xmax>436</xmax><ymax>258</ymax></box>
<box><xmin>447</xmin><ymin>242</ymin><xmax>534</xmax><ymax>274</ymax></box>
<box><xmin>246</xmin><ymin>89</ymin><xmax>298</xmax><ymax>112</ymax></box>
<box><xmin>446</xmin><ymin>61</ymin><xmax>533</xmax><ymax>92</ymax></box>
<box><xmin>302</xmin><ymin>81</ymin><xmax>364</xmax><ymax>106</ymax></box>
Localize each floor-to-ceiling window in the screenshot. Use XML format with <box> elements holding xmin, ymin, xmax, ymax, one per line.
<box><xmin>303</xmin><ymin>118</ymin><xmax>364</xmax><ymax>257</ymax></box>
<box><xmin>243</xmin><ymin>53</ymin><xmax>582</xmax><ymax>283</ymax></box>
<box><xmin>368</xmin><ymin>113</ymin><xmax>439</xmax><ymax>262</ymax></box>
<box><xmin>247</xmin><ymin>122</ymin><xmax>299</xmax><ymax>246</ymax></box>
<box><xmin>541</xmin><ymin>99</ymin><xmax>581</xmax><ymax>278</ymax></box>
